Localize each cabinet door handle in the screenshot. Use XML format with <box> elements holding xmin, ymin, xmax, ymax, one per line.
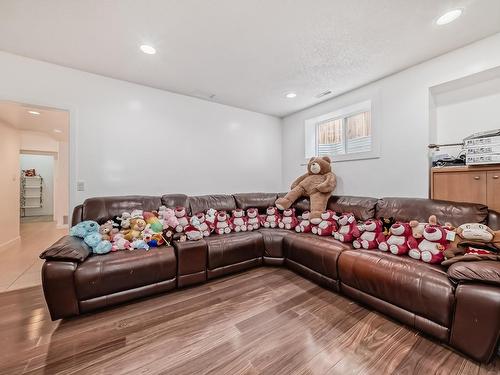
<box><xmin>493</xmin><ymin>175</ymin><xmax>499</xmax><ymax>179</ymax></box>
<box><xmin>474</xmin><ymin>176</ymin><xmax>480</xmax><ymax>180</ymax></box>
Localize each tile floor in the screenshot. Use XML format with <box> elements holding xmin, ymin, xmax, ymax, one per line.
<box><xmin>0</xmin><ymin>220</ymin><xmax>67</xmax><ymax>292</ymax></box>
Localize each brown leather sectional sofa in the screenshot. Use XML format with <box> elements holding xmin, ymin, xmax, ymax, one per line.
<box><xmin>40</xmin><ymin>193</ymin><xmax>500</xmax><ymax>363</ymax></box>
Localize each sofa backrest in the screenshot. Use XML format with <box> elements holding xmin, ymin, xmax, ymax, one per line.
<box><xmin>376</xmin><ymin>197</ymin><xmax>489</xmax><ymax>227</ymax></box>
<box><xmin>161</xmin><ymin>194</ymin><xmax>190</xmax><ymax>213</ymax></box>
<box><xmin>233</xmin><ymin>193</ymin><xmax>278</xmax><ymax>213</ymax></box>
<box><xmin>81</xmin><ymin>195</ymin><xmax>162</xmax><ymax>224</ymax></box>
<box><xmin>189</xmin><ymin>194</ymin><xmax>236</xmax><ymax>215</ymax></box>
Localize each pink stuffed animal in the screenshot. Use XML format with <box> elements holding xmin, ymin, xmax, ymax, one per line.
<box><xmin>192</xmin><ymin>212</ymin><xmax>211</xmax><ymax>237</ymax></box>
<box><xmin>279</xmin><ymin>208</ymin><xmax>299</xmax><ymax>230</ymax></box>
<box><xmin>246</xmin><ymin>208</ymin><xmax>260</xmax><ymax>231</ymax></box>
<box><xmin>230</xmin><ymin>209</ymin><xmax>248</xmax><ymax>232</ymax></box>
<box><xmin>174</xmin><ymin>206</ymin><xmax>189</xmax><ymax>233</ymax></box>
<box><xmin>295</xmin><ymin>211</ymin><xmax>313</xmax><ymax>233</ymax></box>
<box><xmin>378</xmin><ymin>222</ymin><xmax>414</xmax><ymax>255</ymax></box>
<box><xmin>312</xmin><ymin>210</ymin><xmax>337</xmax><ymax>236</ymax></box>
<box><xmin>263</xmin><ymin>206</ymin><xmax>281</xmax><ymax>228</ymax></box>
<box><xmin>333</xmin><ymin>213</ymin><xmax>360</xmax><ymax>242</ymax></box>
<box><xmin>111</xmin><ymin>233</ymin><xmax>132</xmax><ymax>251</ymax></box>
<box><xmin>408</xmin><ymin>215</ymin><xmax>449</xmax><ymax>264</ymax></box>
<box><xmin>214</xmin><ymin>211</ymin><xmax>232</xmax><ymax>234</ymax></box>
<box><xmin>353</xmin><ymin>219</ymin><xmax>385</xmax><ymax>249</ymax></box>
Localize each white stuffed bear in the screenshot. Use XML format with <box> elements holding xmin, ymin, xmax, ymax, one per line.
<box><xmin>246</xmin><ymin>208</ymin><xmax>260</xmax><ymax>231</ymax></box>
<box><xmin>263</xmin><ymin>206</ymin><xmax>281</xmax><ymax>228</ymax></box>
<box><xmin>174</xmin><ymin>206</ymin><xmax>189</xmax><ymax>233</ymax></box>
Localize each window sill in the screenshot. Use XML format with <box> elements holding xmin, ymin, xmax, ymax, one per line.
<box><xmin>302</xmin><ymin>152</ymin><xmax>380</xmax><ymax>165</ymax></box>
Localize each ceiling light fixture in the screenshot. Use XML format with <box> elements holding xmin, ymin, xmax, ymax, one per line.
<box><xmin>140</xmin><ymin>44</ymin><xmax>156</xmax><ymax>54</ymax></box>
<box><xmin>436</xmin><ymin>9</ymin><xmax>463</xmax><ymax>25</ymax></box>
<box><xmin>28</xmin><ymin>110</ymin><xmax>40</xmax><ymax>115</ymax></box>
<box><xmin>53</xmin><ymin>129</ymin><xmax>62</xmax><ymax>133</ymax></box>
<box><xmin>285</xmin><ymin>92</ymin><xmax>297</xmax><ymax>99</ymax></box>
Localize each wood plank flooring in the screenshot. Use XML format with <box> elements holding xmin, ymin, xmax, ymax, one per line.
<box><xmin>0</xmin><ymin>267</ymin><xmax>498</xmax><ymax>375</ymax></box>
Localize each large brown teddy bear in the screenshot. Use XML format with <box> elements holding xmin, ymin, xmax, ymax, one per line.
<box><xmin>275</xmin><ymin>156</ymin><xmax>336</xmax><ymax>224</ymax></box>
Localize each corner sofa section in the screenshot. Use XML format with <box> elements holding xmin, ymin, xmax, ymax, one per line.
<box><xmin>40</xmin><ymin>192</ymin><xmax>500</xmax><ymax>363</ymax></box>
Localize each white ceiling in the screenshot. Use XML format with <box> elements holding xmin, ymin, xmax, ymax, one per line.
<box><xmin>0</xmin><ymin>1</ymin><xmax>499</xmax><ymax>117</ymax></box>
<box><xmin>0</xmin><ymin>101</ymin><xmax>69</xmax><ymax>142</ymax></box>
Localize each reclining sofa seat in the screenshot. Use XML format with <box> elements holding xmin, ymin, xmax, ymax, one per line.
<box><xmin>41</xmin><ymin>193</ymin><xmax>500</xmax><ymax>363</ymax></box>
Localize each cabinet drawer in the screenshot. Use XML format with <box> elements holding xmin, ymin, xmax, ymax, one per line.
<box><xmin>432</xmin><ymin>171</ymin><xmax>487</xmax><ymax>205</ymax></box>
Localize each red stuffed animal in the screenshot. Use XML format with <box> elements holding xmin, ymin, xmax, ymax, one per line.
<box><xmin>230</xmin><ymin>209</ymin><xmax>248</xmax><ymax>232</ymax></box>
<box><xmin>174</xmin><ymin>206</ymin><xmax>189</xmax><ymax>233</ymax></box>
<box><xmin>214</xmin><ymin>211</ymin><xmax>232</xmax><ymax>234</ymax></box>
<box><xmin>353</xmin><ymin>219</ymin><xmax>385</xmax><ymax>249</ymax></box>
<box><xmin>312</xmin><ymin>210</ymin><xmax>337</xmax><ymax>236</ymax></box>
<box><xmin>263</xmin><ymin>206</ymin><xmax>281</xmax><ymax>228</ymax></box>
<box><xmin>194</xmin><ymin>212</ymin><xmax>211</xmax><ymax>237</ymax></box>
<box><xmin>408</xmin><ymin>215</ymin><xmax>450</xmax><ymax>264</ymax></box>
<box><xmin>246</xmin><ymin>208</ymin><xmax>260</xmax><ymax>231</ymax></box>
<box><xmin>333</xmin><ymin>213</ymin><xmax>360</xmax><ymax>242</ymax></box>
<box><xmin>295</xmin><ymin>211</ymin><xmax>313</xmax><ymax>233</ymax></box>
<box><xmin>279</xmin><ymin>208</ymin><xmax>299</xmax><ymax>230</ymax></box>
<box><xmin>378</xmin><ymin>222</ymin><xmax>414</xmax><ymax>255</ymax></box>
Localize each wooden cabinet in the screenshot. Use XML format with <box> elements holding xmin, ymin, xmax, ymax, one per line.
<box><xmin>431</xmin><ymin>166</ymin><xmax>500</xmax><ymax>211</ymax></box>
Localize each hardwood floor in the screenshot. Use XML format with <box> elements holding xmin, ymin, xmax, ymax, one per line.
<box><xmin>0</xmin><ymin>267</ymin><xmax>498</xmax><ymax>375</ymax></box>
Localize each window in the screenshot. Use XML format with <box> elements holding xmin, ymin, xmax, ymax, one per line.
<box><xmin>305</xmin><ymin>99</ymin><xmax>378</xmax><ymax>162</ymax></box>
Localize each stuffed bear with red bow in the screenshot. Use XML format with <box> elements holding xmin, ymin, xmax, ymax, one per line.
<box><xmin>295</xmin><ymin>211</ymin><xmax>313</xmax><ymax>233</ymax></box>
<box><xmin>278</xmin><ymin>208</ymin><xmax>299</xmax><ymax>230</ymax></box>
<box><xmin>378</xmin><ymin>222</ymin><xmax>414</xmax><ymax>255</ymax></box>
<box><xmin>263</xmin><ymin>206</ymin><xmax>281</xmax><ymax>228</ymax></box>
<box><xmin>214</xmin><ymin>211</ymin><xmax>232</xmax><ymax>234</ymax></box>
<box><xmin>312</xmin><ymin>210</ymin><xmax>337</xmax><ymax>236</ymax></box>
<box><xmin>333</xmin><ymin>213</ymin><xmax>360</xmax><ymax>242</ymax></box>
<box><xmin>174</xmin><ymin>206</ymin><xmax>189</xmax><ymax>233</ymax></box>
<box><xmin>246</xmin><ymin>208</ymin><xmax>260</xmax><ymax>231</ymax></box>
<box><xmin>353</xmin><ymin>219</ymin><xmax>385</xmax><ymax>249</ymax></box>
<box><xmin>230</xmin><ymin>209</ymin><xmax>248</xmax><ymax>232</ymax></box>
<box><xmin>408</xmin><ymin>215</ymin><xmax>450</xmax><ymax>264</ymax></box>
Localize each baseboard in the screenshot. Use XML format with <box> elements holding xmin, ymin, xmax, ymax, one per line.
<box><xmin>0</xmin><ymin>236</ymin><xmax>21</xmax><ymax>251</ymax></box>
<box><xmin>56</xmin><ymin>224</ymin><xmax>69</xmax><ymax>229</ymax></box>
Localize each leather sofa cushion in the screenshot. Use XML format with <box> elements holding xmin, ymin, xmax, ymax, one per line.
<box><xmin>82</xmin><ymin>195</ymin><xmax>162</xmax><ymax>223</ymax></box>
<box><xmin>487</xmin><ymin>209</ymin><xmax>500</xmax><ymax>231</ymax></box>
<box><xmin>75</xmin><ymin>246</ymin><xmax>176</xmax><ymax>300</ymax></box>
<box><xmin>206</xmin><ymin>232</ymin><xmax>264</xmax><ymax>270</ymax></box>
<box><xmin>284</xmin><ymin>234</ymin><xmax>350</xmax><ymax>280</ymax></box>
<box><xmin>338</xmin><ymin>250</ymin><xmax>455</xmax><ymax>327</ymax></box>
<box><xmin>161</xmin><ymin>194</ymin><xmax>190</xmax><ymax>212</ymax></box>
<box><xmin>233</xmin><ymin>193</ymin><xmax>278</xmax><ymax>213</ymax></box>
<box><xmin>72</xmin><ymin>204</ymin><xmax>83</xmax><ymax>226</ymax></box>
<box><xmin>376</xmin><ymin>197</ymin><xmax>488</xmax><ymax>227</ymax></box>
<box><xmin>40</xmin><ymin>236</ymin><xmax>91</xmax><ymax>262</ymax></box>
<box><xmin>189</xmin><ymin>194</ymin><xmax>236</xmax><ymax>215</ymax></box>
<box><xmin>259</xmin><ymin>228</ymin><xmax>293</xmax><ymax>258</ymax></box>
<box><xmin>447</xmin><ymin>261</ymin><xmax>500</xmax><ymax>285</ymax></box>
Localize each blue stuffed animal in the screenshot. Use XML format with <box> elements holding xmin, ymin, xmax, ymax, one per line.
<box><xmin>70</xmin><ymin>220</ymin><xmax>112</xmax><ymax>255</ymax></box>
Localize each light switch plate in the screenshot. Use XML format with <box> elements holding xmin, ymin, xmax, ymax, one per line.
<box><xmin>77</xmin><ymin>181</ymin><xmax>85</xmax><ymax>191</ymax></box>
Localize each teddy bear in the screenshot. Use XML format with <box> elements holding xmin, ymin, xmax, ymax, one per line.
<box><xmin>381</xmin><ymin>217</ymin><xmax>396</xmax><ymax>237</ymax></box>
<box><xmin>333</xmin><ymin>213</ymin><xmax>360</xmax><ymax>242</ymax></box>
<box><xmin>99</xmin><ymin>220</ymin><xmax>119</xmax><ymax>241</ymax></box>
<box><xmin>191</xmin><ymin>212</ymin><xmax>211</xmax><ymax>237</ymax></box>
<box><xmin>122</xmin><ymin>217</ymin><xmax>147</xmax><ymax>241</ymax></box>
<box><xmin>442</xmin><ymin>223</ymin><xmax>500</xmax><ymax>266</ymax></box>
<box><xmin>184</xmin><ymin>216</ymin><xmax>204</xmax><ymax>241</ymax></box>
<box><xmin>214</xmin><ymin>211</ymin><xmax>232</xmax><ymax>234</ymax></box>
<box><xmin>110</xmin><ymin>233</ymin><xmax>132</xmax><ymax>251</ymax></box>
<box><xmin>275</xmin><ymin>156</ymin><xmax>336</xmax><ymax>225</ymax></box>
<box><xmin>278</xmin><ymin>208</ymin><xmax>299</xmax><ymax>230</ymax></box>
<box><xmin>246</xmin><ymin>208</ymin><xmax>260</xmax><ymax>231</ymax></box>
<box><xmin>70</xmin><ymin>220</ymin><xmax>112</xmax><ymax>255</ymax></box>
<box><xmin>312</xmin><ymin>210</ymin><xmax>337</xmax><ymax>236</ymax></box>
<box><xmin>295</xmin><ymin>211</ymin><xmax>313</xmax><ymax>233</ymax></box>
<box><xmin>205</xmin><ymin>208</ymin><xmax>218</xmax><ymax>230</ymax></box>
<box><xmin>408</xmin><ymin>215</ymin><xmax>450</xmax><ymax>264</ymax></box>
<box><xmin>174</xmin><ymin>206</ymin><xmax>189</xmax><ymax>233</ymax></box>
<box><xmin>230</xmin><ymin>209</ymin><xmax>248</xmax><ymax>232</ymax></box>
<box><xmin>378</xmin><ymin>222</ymin><xmax>414</xmax><ymax>255</ymax></box>
<box><xmin>157</xmin><ymin>207</ymin><xmax>179</xmax><ymax>241</ymax></box>
<box><xmin>263</xmin><ymin>206</ymin><xmax>281</xmax><ymax>228</ymax></box>
<box><xmin>352</xmin><ymin>219</ymin><xmax>385</xmax><ymax>249</ymax></box>
<box><xmin>116</xmin><ymin>212</ymin><xmax>132</xmax><ymax>229</ymax></box>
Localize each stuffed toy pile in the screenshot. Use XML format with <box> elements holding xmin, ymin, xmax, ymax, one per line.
<box><xmin>69</xmin><ymin>202</ymin><xmax>500</xmax><ymax>267</ymax></box>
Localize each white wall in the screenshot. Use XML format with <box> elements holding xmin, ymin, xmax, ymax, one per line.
<box><xmin>282</xmin><ymin>32</ymin><xmax>500</xmax><ymax>198</ymax></box>
<box><xmin>20</xmin><ymin>154</ymin><xmax>54</xmax><ymax>217</ymax></box>
<box><xmin>20</xmin><ymin>131</ymin><xmax>58</xmax><ymax>153</ymax></box>
<box><xmin>0</xmin><ymin>121</ymin><xmax>20</xmax><ymax>248</ymax></box>
<box><xmin>54</xmin><ymin>141</ymin><xmax>69</xmax><ymax>227</ymax></box>
<box><xmin>0</xmin><ymin>51</ymin><xmax>283</xmax><ymax>213</ymax></box>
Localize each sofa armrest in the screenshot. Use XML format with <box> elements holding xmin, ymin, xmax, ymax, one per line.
<box><xmin>487</xmin><ymin>209</ymin><xmax>500</xmax><ymax>231</ymax></box>
<box><xmin>40</xmin><ymin>235</ymin><xmax>91</xmax><ymax>263</ymax></box>
<box><xmin>448</xmin><ymin>261</ymin><xmax>500</xmax><ymax>286</ymax></box>
<box><xmin>42</xmin><ymin>260</ymin><xmax>80</xmax><ymax>320</ymax></box>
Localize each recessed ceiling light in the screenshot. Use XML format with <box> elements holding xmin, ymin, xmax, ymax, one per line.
<box><xmin>285</xmin><ymin>92</ymin><xmax>297</xmax><ymax>99</ymax></box>
<box><xmin>53</xmin><ymin>129</ymin><xmax>62</xmax><ymax>133</ymax></box>
<box><xmin>28</xmin><ymin>110</ymin><xmax>40</xmax><ymax>115</ymax></box>
<box><xmin>436</xmin><ymin>9</ymin><xmax>463</xmax><ymax>25</ymax></box>
<box><xmin>140</xmin><ymin>44</ymin><xmax>156</xmax><ymax>54</ymax></box>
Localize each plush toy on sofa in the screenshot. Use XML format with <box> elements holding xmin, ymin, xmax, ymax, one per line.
<box><xmin>143</xmin><ymin>211</ymin><xmax>164</xmax><ymax>233</ymax></box>
<box><xmin>275</xmin><ymin>156</ymin><xmax>336</xmax><ymax>225</ymax></box>
<box><xmin>192</xmin><ymin>212</ymin><xmax>211</xmax><ymax>237</ymax></box>
<box><xmin>312</xmin><ymin>210</ymin><xmax>337</xmax><ymax>236</ymax></box>
<box><xmin>70</xmin><ymin>220</ymin><xmax>112</xmax><ymax>255</ymax></box>
<box><xmin>378</xmin><ymin>222</ymin><xmax>414</xmax><ymax>255</ymax></box>
<box><xmin>230</xmin><ymin>209</ymin><xmax>248</xmax><ymax>232</ymax></box>
<box><xmin>184</xmin><ymin>216</ymin><xmax>204</xmax><ymax>241</ymax></box>
<box><xmin>295</xmin><ymin>211</ymin><xmax>313</xmax><ymax>233</ymax></box>
<box><xmin>110</xmin><ymin>233</ymin><xmax>132</xmax><ymax>251</ymax></box>
<box><xmin>174</xmin><ymin>207</ymin><xmax>189</xmax><ymax>233</ymax></box>
<box><xmin>263</xmin><ymin>206</ymin><xmax>281</xmax><ymax>228</ymax></box>
<box><xmin>352</xmin><ymin>219</ymin><xmax>385</xmax><ymax>249</ymax></box>
<box><xmin>99</xmin><ymin>220</ymin><xmax>119</xmax><ymax>241</ymax></box>
<box><xmin>158</xmin><ymin>207</ymin><xmax>179</xmax><ymax>241</ymax></box>
<box><xmin>122</xmin><ymin>217</ymin><xmax>147</xmax><ymax>241</ymax></box>
<box><xmin>408</xmin><ymin>215</ymin><xmax>450</xmax><ymax>264</ymax></box>
<box><xmin>333</xmin><ymin>213</ymin><xmax>360</xmax><ymax>242</ymax></box>
<box><xmin>214</xmin><ymin>211</ymin><xmax>232</xmax><ymax>234</ymax></box>
<box><xmin>246</xmin><ymin>208</ymin><xmax>260</xmax><ymax>231</ymax></box>
<box><xmin>279</xmin><ymin>208</ymin><xmax>299</xmax><ymax>230</ymax></box>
